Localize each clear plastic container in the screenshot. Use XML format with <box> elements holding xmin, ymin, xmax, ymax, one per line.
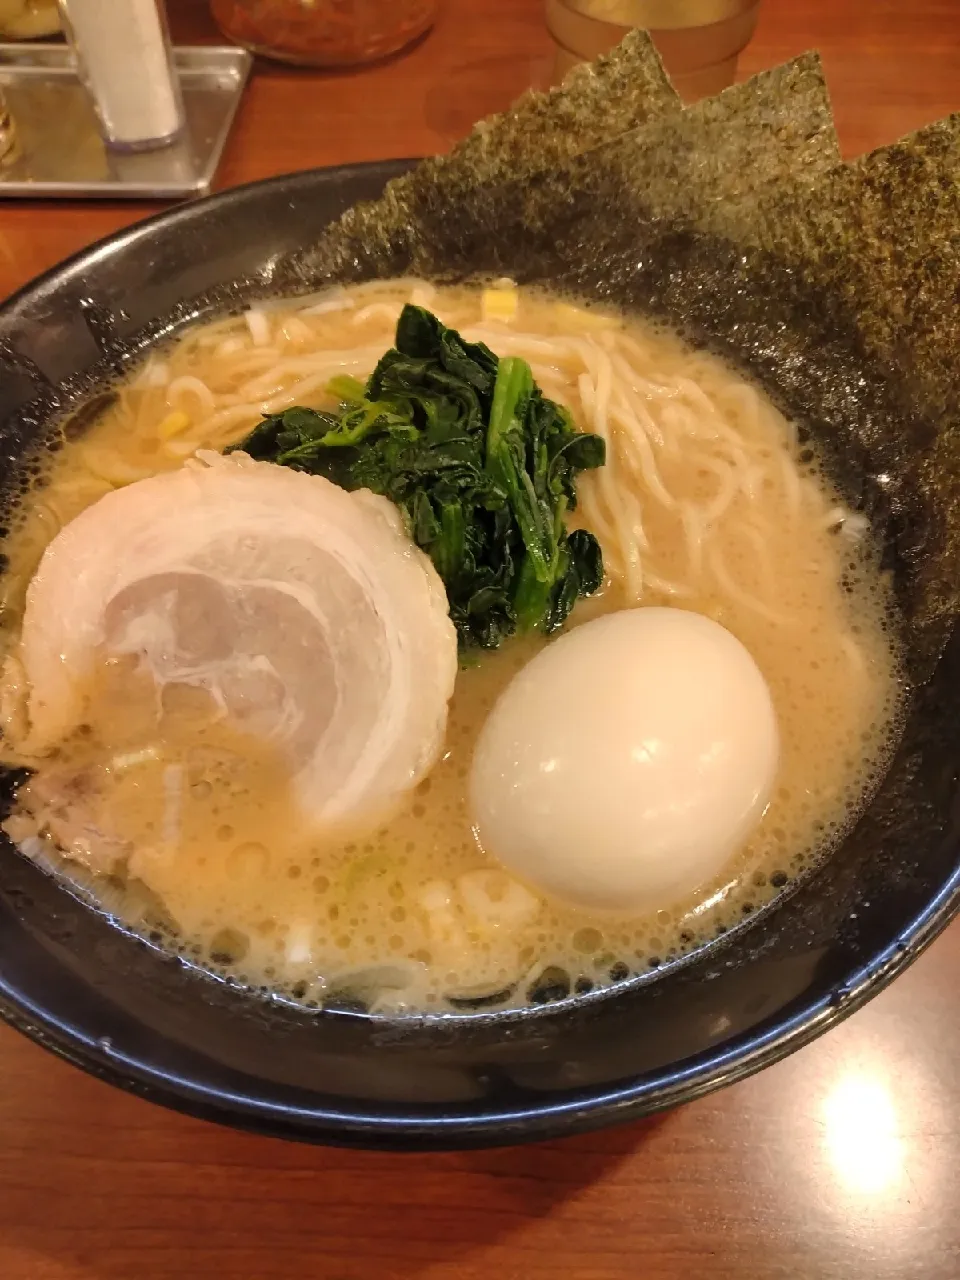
<box><xmin>209</xmin><ymin>0</ymin><xmax>440</xmax><ymax>68</ymax></box>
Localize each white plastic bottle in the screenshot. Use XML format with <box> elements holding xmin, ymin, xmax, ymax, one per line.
<box><xmin>57</xmin><ymin>0</ymin><xmax>185</xmax><ymax>150</ymax></box>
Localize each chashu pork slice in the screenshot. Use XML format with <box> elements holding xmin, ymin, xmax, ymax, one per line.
<box><xmin>17</xmin><ymin>450</ymin><xmax>458</xmax><ymax>827</ymax></box>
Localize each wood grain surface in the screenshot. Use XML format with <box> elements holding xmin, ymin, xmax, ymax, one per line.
<box><xmin>2</xmin><ymin>2</ymin><xmax>960</xmax><ymax>1277</ymax></box>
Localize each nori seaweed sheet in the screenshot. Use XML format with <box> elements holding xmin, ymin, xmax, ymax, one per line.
<box><xmin>310</xmin><ymin>51</ymin><xmax>840</xmax><ymax>281</ymax></box>
<box><xmin>318</xmin><ymin>30</ymin><xmax>681</xmax><ymax>279</ymax></box>
<box><xmin>738</xmin><ymin>116</ymin><xmax>960</xmax><ymax>663</ymax></box>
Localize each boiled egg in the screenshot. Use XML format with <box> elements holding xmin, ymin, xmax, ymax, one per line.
<box><xmin>470</xmin><ymin>608</ymin><xmax>779</xmax><ymax>912</ymax></box>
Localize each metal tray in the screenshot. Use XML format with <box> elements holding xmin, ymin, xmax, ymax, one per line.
<box><xmin>0</xmin><ymin>43</ymin><xmax>252</xmax><ymax>199</ymax></box>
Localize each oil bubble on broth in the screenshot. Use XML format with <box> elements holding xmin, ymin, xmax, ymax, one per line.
<box><xmin>0</xmin><ymin>279</ymin><xmax>905</xmax><ymax>1014</ymax></box>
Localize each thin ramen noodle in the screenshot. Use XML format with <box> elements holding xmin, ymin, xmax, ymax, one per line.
<box><xmin>0</xmin><ymin>281</ymin><xmax>903</xmax><ymax>1012</ymax></box>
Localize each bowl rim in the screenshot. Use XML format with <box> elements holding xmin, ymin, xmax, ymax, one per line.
<box><xmin>1</xmin><ymin>160</ymin><xmax>959</xmax><ymax>1150</ymax></box>
<box><xmin>2</xmin><ymin>866</ymin><xmax>956</xmax><ymax>1148</ymax></box>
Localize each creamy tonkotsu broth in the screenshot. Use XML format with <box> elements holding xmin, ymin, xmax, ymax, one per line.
<box><xmin>0</xmin><ymin>280</ymin><xmax>903</xmax><ymax>1012</ymax></box>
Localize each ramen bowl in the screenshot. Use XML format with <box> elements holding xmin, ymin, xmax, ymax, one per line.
<box><xmin>0</xmin><ymin>160</ymin><xmax>958</xmax><ymax>1150</ymax></box>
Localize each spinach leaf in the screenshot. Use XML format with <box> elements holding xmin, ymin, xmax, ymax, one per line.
<box><xmin>229</xmin><ymin>304</ymin><xmax>605</xmax><ymax>649</ymax></box>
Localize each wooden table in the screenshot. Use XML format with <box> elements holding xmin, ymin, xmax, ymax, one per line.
<box><xmin>1</xmin><ymin>2</ymin><xmax>959</xmax><ymax>1277</ymax></box>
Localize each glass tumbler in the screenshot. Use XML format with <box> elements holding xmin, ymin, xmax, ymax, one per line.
<box><xmin>545</xmin><ymin>0</ymin><xmax>760</xmax><ymax>102</ymax></box>
<box><xmin>0</xmin><ymin>0</ymin><xmax>60</xmax><ymax>38</ymax></box>
<box><xmin>209</xmin><ymin>0</ymin><xmax>441</xmax><ymax>68</ymax></box>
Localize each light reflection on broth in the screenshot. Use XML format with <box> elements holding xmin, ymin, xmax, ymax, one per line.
<box><xmin>0</xmin><ymin>280</ymin><xmax>904</xmax><ymax>1013</ymax></box>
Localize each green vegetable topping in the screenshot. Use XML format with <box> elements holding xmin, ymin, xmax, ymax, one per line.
<box><xmin>230</xmin><ymin>304</ymin><xmax>605</xmax><ymax>649</ymax></box>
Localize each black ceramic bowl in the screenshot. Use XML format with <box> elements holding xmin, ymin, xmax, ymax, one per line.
<box><xmin>1</xmin><ymin>162</ymin><xmax>959</xmax><ymax>1151</ymax></box>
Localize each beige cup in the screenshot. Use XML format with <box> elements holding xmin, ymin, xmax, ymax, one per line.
<box><xmin>545</xmin><ymin>0</ymin><xmax>760</xmax><ymax>101</ymax></box>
